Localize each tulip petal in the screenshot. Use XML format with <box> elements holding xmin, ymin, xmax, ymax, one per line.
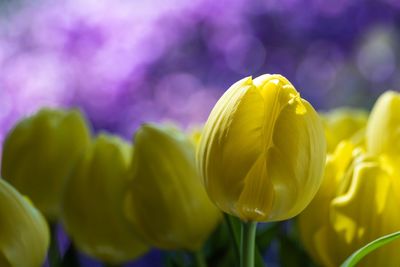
<box><xmin>298</xmin><ymin>141</ymin><xmax>354</xmax><ymax>264</ymax></box>
<box><xmin>313</xmin><ymin>227</ymin><xmax>337</xmax><ymax>267</ymax></box>
<box><xmin>328</xmin><ymin>158</ymin><xmax>400</xmax><ymax>266</ymax></box>
<box><xmin>0</xmin><ymin>179</ymin><xmax>49</xmax><ymax>267</ymax></box>
<box><xmin>127</xmin><ymin>125</ymin><xmax>220</xmax><ymax>251</ymax></box>
<box><xmin>236</xmin><ymin>154</ymin><xmax>274</xmax><ymax>221</ymax></box>
<box><xmin>1</xmin><ymin>109</ymin><xmax>91</xmax><ymax>219</ymax></box>
<box><xmin>61</xmin><ymin>135</ymin><xmax>147</xmax><ymax>264</ymax></box>
<box><xmin>321</xmin><ymin>108</ymin><xmax>368</xmax><ymax>152</ymax></box>
<box><xmin>199</xmin><ymin>77</ymin><xmax>266</xmax><ymax>215</ymax></box>
<box><xmin>267</xmin><ymin>99</ymin><xmax>326</xmax><ymax>221</ymax></box>
<box><xmin>366</xmin><ymin>91</ymin><xmax>400</xmax><ymax>159</ymax></box>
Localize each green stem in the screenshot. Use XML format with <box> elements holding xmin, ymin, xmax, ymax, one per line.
<box><xmin>193</xmin><ymin>250</ymin><xmax>207</xmax><ymax>267</ymax></box>
<box><xmin>223</xmin><ymin>213</ymin><xmax>240</xmax><ymax>262</ymax></box>
<box><xmin>49</xmin><ymin>223</ymin><xmax>61</xmax><ymax>267</ymax></box>
<box><xmin>240</xmin><ymin>221</ymin><xmax>258</xmax><ymax>267</ymax></box>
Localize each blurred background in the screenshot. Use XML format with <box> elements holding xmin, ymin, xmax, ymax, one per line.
<box><xmin>0</xmin><ymin>0</ymin><xmax>399</xmax><ymax>266</ymax></box>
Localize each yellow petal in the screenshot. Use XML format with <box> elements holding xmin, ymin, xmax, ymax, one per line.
<box><xmin>298</xmin><ymin>141</ymin><xmax>354</xmax><ymax>265</ymax></box>
<box><xmin>265</xmin><ymin>99</ymin><xmax>326</xmax><ymax>221</ymax></box>
<box><xmin>61</xmin><ymin>134</ymin><xmax>147</xmax><ymax>264</ymax></box>
<box><xmin>321</xmin><ymin>108</ymin><xmax>368</xmax><ymax>152</ymax></box>
<box><xmin>236</xmin><ymin>153</ymin><xmax>274</xmax><ymax>221</ymax></box>
<box><xmin>1</xmin><ymin>108</ymin><xmax>91</xmax><ymax>219</ymax></box>
<box><xmin>329</xmin><ymin>156</ymin><xmax>400</xmax><ymax>266</ymax></box>
<box><xmin>366</xmin><ymin>91</ymin><xmax>400</xmax><ymax>159</ymax></box>
<box><xmin>126</xmin><ymin>124</ymin><xmax>220</xmax><ymax>251</ymax></box>
<box><xmin>299</xmin><ymin>147</ymin><xmax>400</xmax><ymax>267</ymax></box>
<box><xmin>198</xmin><ymin>77</ymin><xmax>265</xmax><ymax>216</ymax></box>
<box><xmin>0</xmin><ymin>178</ymin><xmax>49</xmax><ymax>267</ymax></box>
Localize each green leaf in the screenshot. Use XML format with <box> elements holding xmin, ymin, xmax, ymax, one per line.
<box><xmin>254</xmin><ymin>248</ymin><xmax>265</xmax><ymax>267</ymax></box>
<box><xmin>223</xmin><ymin>213</ymin><xmax>241</xmax><ymax>261</ymax></box>
<box><xmin>341</xmin><ymin>230</ymin><xmax>400</xmax><ymax>267</ymax></box>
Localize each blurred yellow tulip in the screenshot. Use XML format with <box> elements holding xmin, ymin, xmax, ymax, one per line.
<box><xmin>1</xmin><ymin>108</ymin><xmax>91</xmax><ymax>220</ymax></box>
<box><xmin>321</xmin><ymin>108</ymin><xmax>368</xmax><ymax>152</ymax></box>
<box><xmin>0</xmin><ymin>178</ymin><xmax>49</xmax><ymax>267</ymax></box>
<box><xmin>366</xmin><ymin>91</ymin><xmax>400</xmax><ymax>159</ymax></box>
<box><xmin>197</xmin><ymin>74</ymin><xmax>326</xmax><ymax>222</ymax></box>
<box><xmin>125</xmin><ymin>124</ymin><xmax>220</xmax><ymax>251</ymax></box>
<box><xmin>61</xmin><ymin>134</ymin><xmax>148</xmax><ymax>264</ymax></box>
<box><xmin>298</xmin><ymin>141</ymin><xmax>400</xmax><ymax>267</ymax></box>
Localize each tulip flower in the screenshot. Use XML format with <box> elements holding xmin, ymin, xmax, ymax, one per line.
<box><xmin>366</xmin><ymin>91</ymin><xmax>400</xmax><ymax>159</ymax></box>
<box><xmin>61</xmin><ymin>134</ymin><xmax>148</xmax><ymax>264</ymax></box>
<box><xmin>321</xmin><ymin>108</ymin><xmax>368</xmax><ymax>152</ymax></box>
<box><xmin>0</xmin><ymin>178</ymin><xmax>49</xmax><ymax>267</ymax></box>
<box><xmin>298</xmin><ymin>141</ymin><xmax>400</xmax><ymax>267</ymax></box>
<box><xmin>1</xmin><ymin>108</ymin><xmax>91</xmax><ymax>220</ymax></box>
<box><xmin>124</xmin><ymin>124</ymin><xmax>220</xmax><ymax>251</ymax></box>
<box><xmin>197</xmin><ymin>74</ymin><xmax>326</xmax><ymax>222</ymax></box>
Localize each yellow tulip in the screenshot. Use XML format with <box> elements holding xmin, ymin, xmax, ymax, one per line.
<box><xmin>197</xmin><ymin>74</ymin><xmax>326</xmax><ymax>222</ymax></box>
<box><xmin>366</xmin><ymin>91</ymin><xmax>400</xmax><ymax>159</ymax></box>
<box><xmin>1</xmin><ymin>108</ymin><xmax>91</xmax><ymax>220</ymax></box>
<box><xmin>61</xmin><ymin>134</ymin><xmax>148</xmax><ymax>264</ymax></box>
<box><xmin>0</xmin><ymin>178</ymin><xmax>49</xmax><ymax>267</ymax></box>
<box><xmin>124</xmin><ymin>124</ymin><xmax>220</xmax><ymax>251</ymax></box>
<box><xmin>321</xmin><ymin>108</ymin><xmax>368</xmax><ymax>152</ymax></box>
<box><xmin>298</xmin><ymin>141</ymin><xmax>400</xmax><ymax>267</ymax></box>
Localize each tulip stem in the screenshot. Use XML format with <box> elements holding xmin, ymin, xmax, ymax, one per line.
<box><xmin>223</xmin><ymin>213</ymin><xmax>241</xmax><ymax>262</ymax></box>
<box><xmin>193</xmin><ymin>250</ymin><xmax>207</xmax><ymax>267</ymax></box>
<box><xmin>49</xmin><ymin>223</ymin><xmax>62</xmax><ymax>267</ymax></box>
<box><xmin>240</xmin><ymin>221</ymin><xmax>257</xmax><ymax>267</ymax></box>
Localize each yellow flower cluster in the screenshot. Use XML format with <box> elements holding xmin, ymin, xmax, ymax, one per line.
<box><xmin>1</xmin><ymin>73</ymin><xmax>397</xmax><ymax>267</ymax></box>
<box><xmin>1</xmin><ymin>109</ymin><xmax>220</xmax><ymax>266</ymax></box>
<box><xmin>298</xmin><ymin>91</ymin><xmax>400</xmax><ymax>267</ymax></box>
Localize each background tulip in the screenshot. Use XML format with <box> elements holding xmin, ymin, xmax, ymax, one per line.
<box><xmin>125</xmin><ymin>124</ymin><xmax>220</xmax><ymax>251</ymax></box>
<box><xmin>61</xmin><ymin>134</ymin><xmax>148</xmax><ymax>264</ymax></box>
<box><xmin>298</xmin><ymin>140</ymin><xmax>400</xmax><ymax>267</ymax></box>
<box><xmin>197</xmin><ymin>74</ymin><xmax>326</xmax><ymax>222</ymax></box>
<box><xmin>298</xmin><ymin>141</ymin><xmax>355</xmax><ymax>264</ymax></box>
<box><xmin>321</xmin><ymin>108</ymin><xmax>368</xmax><ymax>152</ymax></box>
<box><xmin>0</xmin><ymin>178</ymin><xmax>49</xmax><ymax>267</ymax></box>
<box><xmin>1</xmin><ymin>108</ymin><xmax>91</xmax><ymax>220</ymax></box>
<box><xmin>366</xmin><ymin>91</ymin><xmax>400</xmax><ymax>159</ymax></box>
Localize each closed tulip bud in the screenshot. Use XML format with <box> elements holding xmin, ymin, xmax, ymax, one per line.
<box><xmin>198</xmin><ymin>74</ymin><xmax>326</xmax><ymax>222</ymax></box>
<box><xmin>125</xmin><ymin>124</ymin><xmax>220</xmax><ymax>251</ymax></box>
<box><xmin>366</xmin><ymin>91</ymin><xmax>400</xmax><ymax>159</ymax></box>
<box><xmin>61</xmin><ymin>134</ymin><xmax>148</xmax><ymax>264</ymax></box>
<box><xmin>322</xmin><ymin>108</ymin><xmax>368</xmax><ymax>152</ymax></box>
<box><xmin>298</xmin><ymin>141</ymin><xmax>400</xmax><ymax>267</ymax></box>
<box><xmin>1</xmin><ymin>108</ymin><xmax>91</xmax><ymax>220</ymax></box>
<box><xmin>0</xmin><ymin>178</ymin><xmax>49</xmax><ymax>267</ymax></box>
